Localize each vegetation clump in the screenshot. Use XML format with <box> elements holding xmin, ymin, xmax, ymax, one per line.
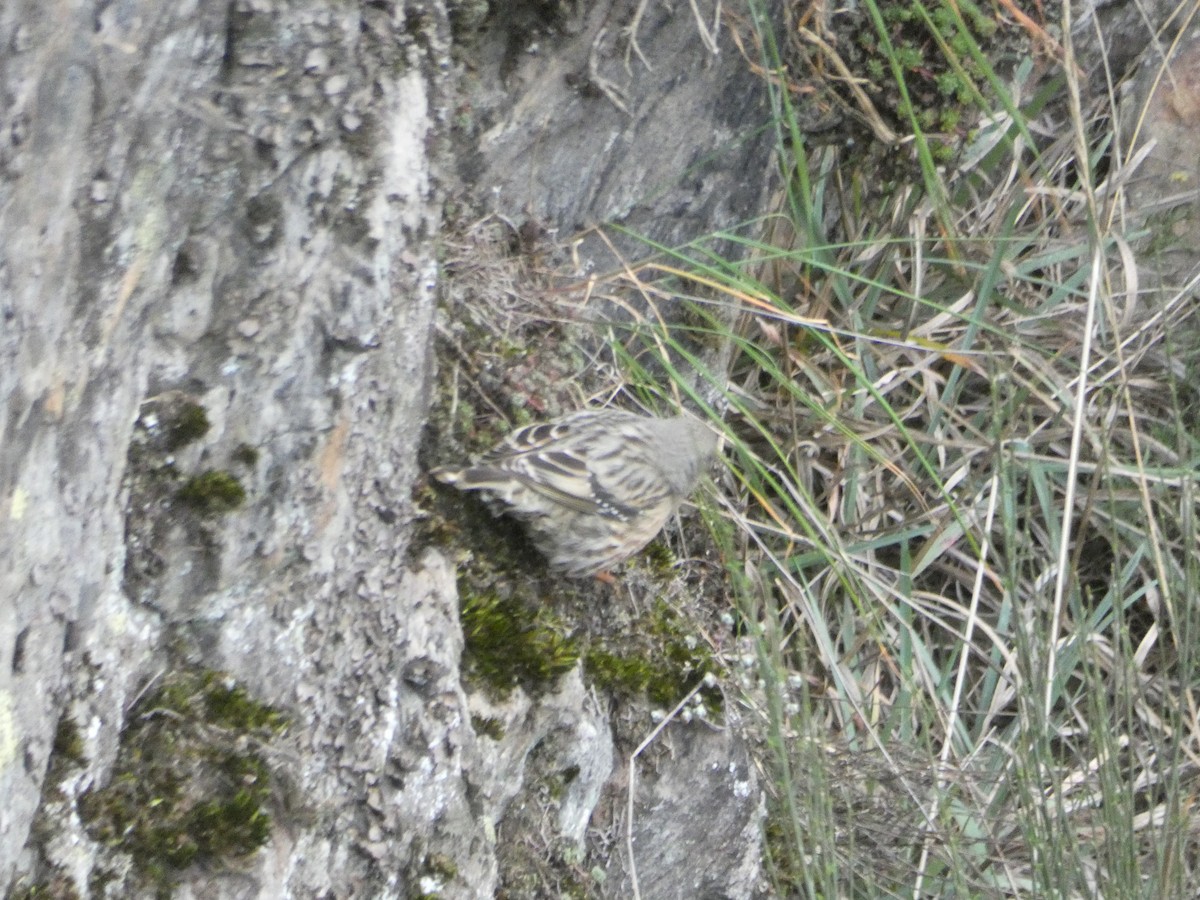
<box><xmin>584</xmin><ymin>600</ymin><xmax>721</xmax><ymax>714</ymax></box>
<box><xmin>176</xmin><ymin>470</ymin><xmax>247</xmax><ymax>514</ymax></box>
<box><xmin>232</xmin><ymin>442</ymin><xmax>261</xmax><ymax>466</ymax></box>
<box><xmin>163</xmin><ymin>402</ymin><xmax>211</xmax><ymax>451</ymax></box>
<box><xmin>123</xmin><ymin>394</ymin><xmax>254</xmax><ymax>603</ymax></box>
<box><xmin>78</xmin><ymin>669</ymin><xmax>288</xmax><ymax>893</ymax></box>
<box><xmin>460</xmin><ymin>589</ymin><xmax>579</xmax><ymax>697</ymax></box>
<box><xmin>37</xmin><ymin>715</ymin><xmax>89</xmax><ymax>802</ymax></box>
<box><xmin>52</xmin><ymin>716</ymin><xmax>85</xmax><ymax>767</ymax></box>
<box><xmin>7</xmin><ymin>875</ymin><xmax>81</xmax><ymax>900</ymax></box>
<box><xmin>470</xmin><ymin>714</ymin><xmax>506</xmax><ymax>740</ymax></box>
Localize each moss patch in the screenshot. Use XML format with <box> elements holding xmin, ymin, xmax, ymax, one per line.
<box><xmin>39</xmin><ymin>715</ymin><xmax>88</xmax><ymax>802</ymax></box>
<box><xmin>51</xmin><ymin>717</ymin><xmax>85</xmax><ymax>763</ymax></box>
<box><xmin>176</xmin><ymin>470</ymin><xmax>247</xmax><ymax>514</ymax></box>
<box><xmin>78</xmin><ymin>669</ymin><xmax>287</xmax><ymax>893</ymax></box>
<box><xmin>123</xmin><ymin>394</ymin><xmax>252</xmax><ymax>602</ymax></box>
<box><xmin>411</xmin><ymin>851</ymin><xmax>461</xmax><ymax>898</ymax></box>
<box><xmin>470</xmin><ymin>714</ymin><xmax>507</xmax><ymax>740</ymax></box>
<box><xmin>460</xmin><ymin>588</ymin><xmax>579</xmax><ymax>697</ymax></box>
<box><xmin>232</xmin><ymin>442</ymin><xmax>261</xmax><ymax>466</ymax></box>
<box><xmin>162</xmin><ymin>401</ymin><xmax>211</xmax><ymax>451</ymax></box>
<box><xmin>584</xmin><ymin>600</ymin><xmax>722</xmax><ymax>715</ymax></box>
<box><xmin>494</xmin><ymin>746</ymin><xmax>601</xmax><ymax>900</ymax></box>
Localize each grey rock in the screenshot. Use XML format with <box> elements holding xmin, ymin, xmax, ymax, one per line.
<box><xmin>608</xmin><ymin>724</ymin><xmax>764</xmax><ymax>900</ymax></box>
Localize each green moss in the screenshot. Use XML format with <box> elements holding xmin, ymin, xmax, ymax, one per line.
<box><xmin>88</xmin><ymin>870</ymin><xmax>118</xmax><ymax>897</ymax></box>
<box><xmin>508</xmin><ymin>403</ymin><xmax>534</xmax><ymax>428</ymax></box>
<box><xmin>232</xmin><ymin>443</ymin><xmax>261</xmax><ymax>466</ymax></box>
<box><xmin>39</xmin><ymin>715</ymin><xmax>88</xmax><ymax>800</ymax></box>
<box><xmin>939</xmin><ymin>107</ymin><xmax>962</xmax><ymax>131</ymax></box>
<box><xmin>543</xmin><ymin>764</ymin><xmax>580</xmax><ymax>802</ymax></box>
<box><xmin>496</xmin><ymin>842</ymin><xmax>597</xmax><ymax>900</ymax></box>
<box><xmin>424</xmin><ymin>853</ymin><xmax>459</xmax><ymax>881</ymax></box>
<box><xmin>201</xmin><ymin>672</ymin><xmax>289</xmax><ymax>732</ymax></box>
<box><xmin>639</xmin><ymin>539</ymin><xmax>677</xmax><ymax>575</ymax></box>
<box><xmin>164</xmin><ymin>402</ymin><xmax>211</xmax><ymax>451</ymax></box>
<box><xmin>176</xmin><ymin>470</ymin><xmax>246</xmax><ymax>514</ymax></box>
<box><xmin>810</xmin><ymin>0</ymin><xmax>1019</xmax><ymax>179</ymax></box>
<box><xmin>895</xmin><ymin>46</ymin><xmax>923</xmax><ymax>69</ymax></box>
<box><xmin>584</xmin><ymin>601</ymin><xmax>722</xmax><ymax>713</ymax></box>
<box><xmin>955</xmin><ymin>0</ymin><xmax>997</xmax><ymax>37</ymax></box>
<box><xmin>52</xmin><ymin>717</ymin><xmax>85</xmax><ymax>764</ymax></box>
<box><xmin>585</xmin><ymin>650</ymin><xmax>669</xmax><ymax>706</ymax></box>
<box><xmin>470</xmin><ymin>714</ymin><xmax>506</xmax><ymax>740</ymax></box>
<box><xmin>88</xmin><ymin>868</ymin><xmax>118</xmax><ymax>897</ymax></box>
<box><xmin>189</xmin><ymin>766</ymin><xmax>273</xmax><ymax>850</ymax></box>
<box><xmin>460</xmin><ymin>589</ymin><xmax>579</xmax><ymax>697</ymax></box>
<box><xmin>761</xmin><ymin>807</ymin><xmax>806</xmax><ymax>895</ymax></box>
<box><xmin>78</xmin><ymin>669</ymin><xmax>287</xmax><ymax>894</ymax></box>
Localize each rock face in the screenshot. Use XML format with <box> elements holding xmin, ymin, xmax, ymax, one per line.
<box><xmin>2</xmin><ymin>0</ymin><xmax>451</xmax><ymax>894</ymax></box>
<box><xmin>1119</xmin><ymin>25</ymin><xmax>1200</xmax><ymax>289</ymax></box>
<box><xmin>607</xmin><ymin>726</ymin><xmax>764</xmax><ymax>899</ymax></box>
<box><xmin>462</xmin><ymin>0</ymin><xmax>780</xmax><ymax>267</ymax></box>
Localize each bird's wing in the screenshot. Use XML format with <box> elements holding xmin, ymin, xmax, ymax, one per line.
<box><xmin>480</xmin><ymin>416</ymin><xmax>642</xmax><ymax>518</ymax></box>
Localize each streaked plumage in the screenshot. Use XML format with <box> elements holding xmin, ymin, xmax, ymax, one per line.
<box><xmin>432</xmin><ymin>410</ymin><xmax>717</xmax><ymax>577</ymax></box>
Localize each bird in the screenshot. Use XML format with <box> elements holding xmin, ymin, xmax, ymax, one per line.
<box><xmin>432</xmin><ymin>409</ymin><xmax>718</xmax><ymax>577</ymax></box>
